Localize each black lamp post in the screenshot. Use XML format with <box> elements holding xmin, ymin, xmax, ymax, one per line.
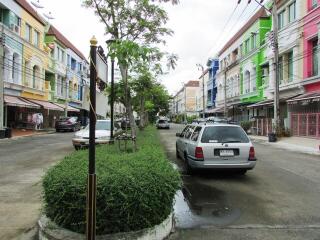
<box><xmin>106</xmin><ymin>39</ymin><xmax>115</xmax><ymax>141</ymax></box>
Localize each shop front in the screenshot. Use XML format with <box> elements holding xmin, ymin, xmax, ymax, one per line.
<box><xmin>288</xmin><ymin>92</ymin><xmax>320</xmax><ymax>139</ymax></box>
<box><xmin>4</xmin><ymin>95</ymin><xmax>41</xmax><ymax>129</ymax></box>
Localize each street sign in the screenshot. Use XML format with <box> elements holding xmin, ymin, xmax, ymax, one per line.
<box><xmin>96</xmin><ymin>47</ymin><xmax>108</xmax><ymax>83</ymax></box>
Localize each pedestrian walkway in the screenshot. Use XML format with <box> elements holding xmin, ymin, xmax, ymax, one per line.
<box><xmin>3</xmin><ymin>128</ymin><xmax>55</xmax><ymax>139</ymax></box>
<box><xmin>250</xmin><ymin>135</ymin><xmax>320</xmax><ymax>156</ymax></box>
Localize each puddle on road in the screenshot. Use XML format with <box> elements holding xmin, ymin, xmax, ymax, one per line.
<box><xmin>173</xmin><ymin>178</ymin><xmax>241</xmax><ymax>228</ymax></box>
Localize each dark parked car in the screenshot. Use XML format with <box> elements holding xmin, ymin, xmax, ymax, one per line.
<box><xmin>55</xmin><ymin>117</ymin><xmax>81</xmax><ymax>132</ymax></box>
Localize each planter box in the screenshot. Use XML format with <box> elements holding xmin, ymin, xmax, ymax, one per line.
<box><xmin>38</xmin><ymin>212</ymin><xmax>173</xmax><ymax>240</ymax></box>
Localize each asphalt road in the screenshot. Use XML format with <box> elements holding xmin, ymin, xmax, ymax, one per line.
<box><xmin>0</xmin><ymin>132</ymin><xmax>74</xmax><ymax>240</ymax></box>
<box><xmin>161</xmin><ymin>124</ymin><xmax>320</xmax><ymax>240</ymax></box>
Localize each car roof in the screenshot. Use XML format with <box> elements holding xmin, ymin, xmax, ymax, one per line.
<box><xmin>187</xmin><ymin>122</ymin><xmax>240</xmax><ymax>128</ymax></box>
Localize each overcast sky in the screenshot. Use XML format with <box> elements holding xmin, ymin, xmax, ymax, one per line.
<box><xmin>30</xmin><ymin>0</ymin><xmax>260</xmax><ymax>95</ymax></box>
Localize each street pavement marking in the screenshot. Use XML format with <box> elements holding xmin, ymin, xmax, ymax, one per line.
<box><xmin>200</xmin><ymin>224</ymin><xmax>320</xmax><ymax>229</ymax></box>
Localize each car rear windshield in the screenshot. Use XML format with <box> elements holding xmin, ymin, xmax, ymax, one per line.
<box><xmin>201</xmin><ymin>126</ymin><xmax>249</xmax><ymax>143</ymax></box>
<box><xmin>85</xmin><ymin>121</ymin><xmax>111</xmax><ymax>130</ymax></box>
<box><xmin>158</xmin><ymin>120</ymin><xmax>167</xmax><ymax>124</ymax></box>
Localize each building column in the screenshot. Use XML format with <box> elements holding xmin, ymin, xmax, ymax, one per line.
<box><xmin>293</xmin><ymin>46</ymin><xmax>299</xmax><ymax>83</ymax></box>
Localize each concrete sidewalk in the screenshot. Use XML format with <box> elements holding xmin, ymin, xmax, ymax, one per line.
<box><xmin>250</xmin><ymin>135</ymin><xmax>320</xmax><ymax>156</ymax></box>
<box><xmin>0</xmin><ymin>128</ymin><xmax>55</xmax><ymax>140</ymax></box>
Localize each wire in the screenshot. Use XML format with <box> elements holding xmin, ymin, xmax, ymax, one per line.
<box><xmin>208</xmin><ymin>1</ymin><xmax>240</xmax><ymax>56</ymax></box>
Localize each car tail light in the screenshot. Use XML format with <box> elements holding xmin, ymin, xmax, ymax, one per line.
<box><xmin>249</xmin><ymin>146</ymin><xmax>256</xmax><ymax>161</ymax></box>
<box><xmin>195</xmin><ymin>147</ymin><xmax>204</xmax><ymax>159</ymax></box>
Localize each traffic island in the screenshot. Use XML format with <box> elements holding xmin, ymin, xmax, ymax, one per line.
<box><xmin>40</xmin><ymin>127</ymin><xmax>180</xmax><ymax>239</ymax></box>
<box><xmin>38</xmin><ymin>213</ymin><xmax>174</xmax><ymax>240</ymax></box>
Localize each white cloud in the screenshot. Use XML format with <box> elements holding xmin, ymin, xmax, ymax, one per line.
<box><xmin>30</xmin><ymin>0</ymin><xmax>260</xmax><ymax>95</ymax></box>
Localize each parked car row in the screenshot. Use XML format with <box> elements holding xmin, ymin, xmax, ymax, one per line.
<box><xmin>72</xmin><ymin>119</ymin><xmax>120</xmax><ymax>150</ymax></box>
<box><xmin>175</xmin><ymin>122</ymin><xmax>256</xmax><ymax>175</ymax></box>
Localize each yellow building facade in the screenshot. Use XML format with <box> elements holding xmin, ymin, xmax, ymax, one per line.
<box><xmin>18</xmin><ymin>3</ymin><xmax>50</xmax><ymax>101</ymax></box>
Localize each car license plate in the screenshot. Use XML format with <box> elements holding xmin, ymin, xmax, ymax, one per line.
<box><xmin>220</xmin><ymin>150</ymin><xmax>234</xmax><ymax>157</ymax></box>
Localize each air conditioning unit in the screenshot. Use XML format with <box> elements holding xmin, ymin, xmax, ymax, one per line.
<box><xmin>9</xmin><ymin>24</ymin><xmax>20</xmax><ymax>34</ymax></box>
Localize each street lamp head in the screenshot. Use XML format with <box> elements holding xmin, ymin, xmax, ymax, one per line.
<box><xmin>90</xmin><ymin>36</ymin><xmax>98</xmax><ymax>46</ymax></box>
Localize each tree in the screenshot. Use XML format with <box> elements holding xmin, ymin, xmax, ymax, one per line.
<box><xmin>83</xmin><ymin>0</ymin><xmax>177</xmax><ymax>137</ymax></box>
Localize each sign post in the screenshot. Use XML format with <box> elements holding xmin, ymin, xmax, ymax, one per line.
<box><xmin>86</xmin><ymin>36</ymin><xmax>97</xmax><ymax>240</ymax></box>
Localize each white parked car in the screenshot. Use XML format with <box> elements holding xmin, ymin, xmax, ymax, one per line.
<box><xmin>72</xmin><ymin>119</ymin><xmax>117</xmax><ymax>150</ymax></box>
<box><xmin>176</xmin><ymin>123</ymin><xmax>256</xmax><ymax>174</ymax></box>
<box><xmin>156</xmin><ymin>118</ymin><xmax>170</xmax><ymax>129</ymax></box>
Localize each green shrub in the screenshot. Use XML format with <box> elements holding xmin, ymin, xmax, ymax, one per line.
<box><xmin>187</xmin><ymin>115</ymin><xmax>198</xmax><ymax>124</ymax></box>
<box><xmin>240</xmin><ymin>121</ymin><xmax>252</xmax><ymax>133</ymax></box>
<box><xmin>42</xmin><ymin>127</ymin><xmax>181</xmax><ymax>235</ymax></box>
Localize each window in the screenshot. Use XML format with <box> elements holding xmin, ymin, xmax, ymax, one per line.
<box><xmin>311</xmin><ymin>0</ymin><xmax>317</xmax><ymax>9</ymax></box>
<box><xmin>288</xmin><ymin>1</ymin><xmax>296</xmax><ymax>23</ymax></box>
<box><xmin>201</xmin><ymin>126</ymin><xmax>249</xmax><ymax>143</ymax></box>
<box><xmin>244</xmin><ymin>71</ymin><xmax>250</xmax><ymax>93</ymax></box>
<box><xmin>191</xmin><ymin>127</ymin><xmax>202</xmax><ymax>141</ymax></box>
<box><xmin>25</xmin><ymin>23</ymin><xmax>31</xmax><ymax>42</ymax></box>
<box><xmin>251</xmin><ymin>68</ymin><xmax>256</xmax><ymax>91</ymax></box>
<box><xmin>34</xmin><ymin>30</ymin><xmax>39</xmax><ymax>47</ymax></box>
<box><xmin>251</xmin><ymin>34</ymin><xmax>257</xmax><ymax>49</ymax></box>
<box><xmin>278</xmin><ymin>11</ymin><xmax>285</xmax><ymax>29</ymax></box>
<box><xmin>312</xmin><ymin>38</ymin><xmax>318</xmax><ymax>76</ymax></box>
<box><xmin>184</xmin><ymin>126</ymin><xmax>194</xmax><ymax>139</ymax></box>
<box><xmin>245</xmin><ymin>39</ymin><xmax>250</xmax><ymax>53</ymax></box>
<box><xmin>279</xmin><ymin>56</ymin><xmax>283</xmax><ymax>84</ymax></box>
<box><xmin>288</xmin><ymin>51</ymin><xmax>293</xmax><ymax>82</ymax></box>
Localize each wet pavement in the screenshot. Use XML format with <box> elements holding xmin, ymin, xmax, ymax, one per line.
<box><xmin>160</xmin><ymin>123</ymin><xmax>320</xmax><ymax>240</ymax></box>
<box><xmin>0</xmin><ymin>132</ymin><xmax>74</xmax><ymax>240</ymax></box>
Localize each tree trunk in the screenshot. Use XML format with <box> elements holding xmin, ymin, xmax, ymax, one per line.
<box><xmin>139</xmin><ymin>96</ymin><xmax>145</xmax><ymax>129</ymax></box>
<box><xmin>119</xmin><ymin>64</ymin><xmax>137</xmax><ymax>138</ymax></box>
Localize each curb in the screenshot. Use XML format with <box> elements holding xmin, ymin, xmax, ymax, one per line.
<box><xmin>38</xmin><ymin>212</ymin><xmax>174</xmax><ymax>240</ymax></box>
<box><xmin>250</xmin><ymin>138</ymin><xmax>320</xmax><ymax>156</ymax></box>
<box><xmin>0</xmin><ymin>130</ymin><xmax>56</xmax><ymax>142</ymax></box>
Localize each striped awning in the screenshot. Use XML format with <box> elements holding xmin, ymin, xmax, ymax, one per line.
<box><xmin>4</xmin><ymin>95</ymin><xmax>40</xmax><ymax>109</ymax></box>
<box><xmin>27</xmin><ymin>99</ymin><xmax>64</xmax><ymax>111</ymax></box>
<box><xmin>287</xmin><ymin>92</ymin><xmax>320</xmax><ymax>105</ymax></box>
<box><xmin>53</xmin><ymin>103</ymin><xmax>80</xmax><ymax>112</ymax></box>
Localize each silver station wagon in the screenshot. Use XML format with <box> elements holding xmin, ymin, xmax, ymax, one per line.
<box><xmin>176</xmin><ymin>123</ymin><xmax>256</xmax><ymax>174</ymax></box>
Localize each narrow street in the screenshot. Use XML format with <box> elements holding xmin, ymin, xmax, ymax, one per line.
<box><xmin>0</xmin><ymin>133</ymin><xmax>74</xmax><ymax>240</ymax></box>
<box><xmin>161</xmin><ymin>124</ymin><xmax>320</xmax><ymax>240</ymax></box>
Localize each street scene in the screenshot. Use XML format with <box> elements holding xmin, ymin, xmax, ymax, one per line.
<box><xmin>0</xmin><ymin>0</ymin><xmax>320</xmax><ymax>240</ymax></box>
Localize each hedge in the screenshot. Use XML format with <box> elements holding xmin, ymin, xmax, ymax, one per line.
<box><xmin>42</xmin><ymin>126</ymin><xmax>181</xmax><ymax>235</ymax></box>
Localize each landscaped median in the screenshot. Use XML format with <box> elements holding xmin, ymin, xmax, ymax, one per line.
<box><xmin>40</xmin><ymin>126</ymin><xmax>181</xmax><ymax>239</ymax></box>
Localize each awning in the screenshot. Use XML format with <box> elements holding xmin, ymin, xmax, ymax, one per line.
<box><xmin>53</xmin><ymin>103</ymin><xmax>80</xmax><ymax>112</ymax></box>
<box><xmin>206</xmin><ymin>107</ymin><xmax>224</xmax><ymax>113</ymax></box>
<box><xmin>287</xmin><ymin>91</ymin><xmax>320</xmax><ymax>105</ymax></box>
<box><xmin>4</xmin><ymin>95</ymin><xmax>40</xmax><ymax>109</ymax></box>
<box><xmin>247</xmin><ymin>100</ymin><xmax>273</xmax><ymax>108</ymax></box>
<box><xmin>27</xmin><ymin>99</ymin><xmax>64</xmax><ymax>111</ymax></box>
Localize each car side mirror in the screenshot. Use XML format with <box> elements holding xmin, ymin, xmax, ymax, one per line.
<box><xmin>176</xmin><ymin>133</ymin><xmax>182</xmax><ymax>137</ymax></box>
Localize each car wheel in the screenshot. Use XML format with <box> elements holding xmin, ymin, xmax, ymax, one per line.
<box><xmin>56</xmin><ymin>129</ymin><xmax>60</xmax><ymax>132</ymax></box>
<box><xmin>238</xmin><ymin>170</ymin><xmax>247</xmax><ymax>175</ymax></box>
<box><xmin>184</xmin><ymin>153</ymin><xmax>193</xmax><ymax>175</ymax></box>
<box><xmin>74</xmin><ymin>145</ymin><xmax>80</xmax><ymax>150</ymax></box>
<box><xmin>176</xmin><ymin>145</ymin><xmax>180</xmax><ymax>159</ymax></box>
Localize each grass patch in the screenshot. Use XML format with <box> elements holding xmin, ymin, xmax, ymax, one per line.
<box><xmin>42</xmin><ymin>126</ymin><xmax>181</xmax><ymax>235</ymax></box>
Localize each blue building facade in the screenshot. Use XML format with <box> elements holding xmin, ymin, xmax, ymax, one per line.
<box><xmin>206</xmin><ymin>58</ymin><xmax>219</xmax><ymax>111</ymax></box>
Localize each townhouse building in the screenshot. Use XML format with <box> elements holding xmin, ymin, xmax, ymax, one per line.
<box><xmin>196</xmin><ymin>69</ymin><xmax>208</xmax><ymax>117</ymax></box>
<box><xmin>206</xmin><ymin>58</ymin><xmax>219</xmax><ymax>115</ymax></box>
<box><xmin>216</xmin><ymin>8</ymin><xmax>271</xmax><ymax>123</ymax></box>
<box><xmin>287</xmin><ymin>0</ymin><xmax>320</xmax><ymax>138</ymax></box>
<box><xmin>0</xmin><ymin>0</ymin><xmax>103</xmax><ymax>132</ymax></box>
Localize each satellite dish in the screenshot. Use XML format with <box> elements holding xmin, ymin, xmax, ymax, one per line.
<box><xmin>31</xmin><ymin>0</ymin><xmax>44</xmax><ymax>8</ymax></box>
<box><xmin>43</xmin><ymin>11</ymin><xmax>55</xmax><ymax>20</ymax></box>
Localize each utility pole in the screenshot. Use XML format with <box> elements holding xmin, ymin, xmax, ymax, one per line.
<box><xmin>224</xmin><ymin>67</ymin><xmax>228</xmax><ymax>118</ymax></box>
<box><xmin>0</xmin><ymin>26</ymin><xmax>4</xmax><ymax>137</ymax></box>
<box><xmin>271</xmin><ymin>0</ymin><xmax>280</xmax><ymax>133</ymax></box>
<box><xmin>196</xmin><ymin>64</ymin><xmax>206</xmax><ymax>118</ymax></box>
